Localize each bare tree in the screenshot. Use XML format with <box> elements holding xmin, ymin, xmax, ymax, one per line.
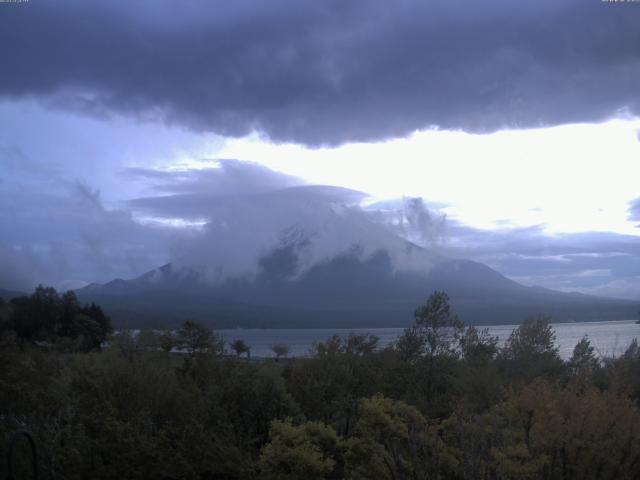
<box><xmin>230</xmin><ymin>338</ymin><xmax>251</xmax><ymax>360</ymax></box>
<box><xmin>271</xmin><ymin>343</ymin><xmax>290</xmax><ymax>361</ymax></box>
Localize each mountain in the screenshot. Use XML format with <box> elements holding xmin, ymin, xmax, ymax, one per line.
<box><xmin>76</xmin><ymin>247</ymin><xmax>638</xmax><ymax>329</ymax></box>
<box><xmin>0</xmin><ymin>288</ymin><xmax>27</xmax><ymax>301</ymax></box>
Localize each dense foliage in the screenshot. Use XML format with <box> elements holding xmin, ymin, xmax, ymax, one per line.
<box><xmin>0</xmin><ymin>285</ymin><xmax>112</xmax><ymax>352</ymax></box>
<box><xmin>2</xmin><ymin>288</ymin><xmax>640</xmax><ymax>479</ymax></box>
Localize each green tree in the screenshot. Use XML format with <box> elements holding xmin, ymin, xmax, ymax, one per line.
<box><xmin>175</xmin><ymin>320</ymin><xmax>223</xmax><ymax>355</ymax></box>
<box><xmin>259</xmin><ymin>419</ymin><xmax>342</xmax><ymax>480</ymax></box>
<box><xmin>79</xmin><ymin>302</ymin><xmax>112</xmax><ymax>341</ymax></box>
<box><xmin>344</xmin><ymin>333</ymin><xmax>379</xmax><ymax>356</ymax></box>
<box><xmin>509</xmin><ymin>380</ymin><xmax>640</xmax><ymax>480</ymax></box>
<box><xmin>456</xmin><ymin>326</ymin><xmax>503</xmax><ymax>413</ymax></box>
<box><xmin>345</xmin><ymin>395</ymin><xmax>458</xmax><ymax>480</ymax></box>
<box><xmin>157</xmin><ymin>329</ymin><xmax>176</xmax><ymax>352</ymax></box>
<box><xmin>69</xmin><ymin>313</ymin><xmax>104</xmax><ymax>352</ymax></box>
<box><xmin>394</xmin><ymin>291</ymin><xmax>465</xmax><ymax>413</ymax></box>
<box><xmin>460</xmin><ymin>326</ymin><xmax>499</xmax><ymax>364</ymax></box>
<box><xmin>287</xmin><ymin>335</ymin><xmax>384</xmax><ymax>434</ymax></box>
<box><xmin>59</xmin><ymin>295</ymin><xmax>111</xmax><ymax>352</ymax></box>
<box><xmin>442</xmin><ymin>405</ymin><xmax>545</xmax><ymax>480</ymax></box>
<box><xmin>568</xmin><ymin>335</ymin><xmax>599</xmax><ymax>377</ymax></box>
<box><xmin>413</xmin><ymin>290</ymin><xmax>465</xmax><ymax>358</ymax></box>
<box><xmin>4</xmin><ymin>287</ymin><xmax>111</xmax><ymax>351</ymax></box>
<box><xmin>9</xmin><ymin>285</ymin><xmax>61</xmax><ymax>343</ymax></box>
<box><xmin>600</xmin><ymin>339</ymin><xmax>640</xmax><ymax>402</ymax></box>
<box><xmin>230</xmin><ymin>338</ymin><xmax>251</xmax><ymax>359</ymax></box>
<box><xmin>0</xmin><ymin>297</ymin><xmax>9</xmax><ymax>335</ymax></box>
<box><xmin>499</xmin><ymin>315</ymin><xmax>563</xmax><ymax>382</ymax></box>
<box><xmin>179</xmin><ymin>358</ymin><xmax>299</xmax><ymax>452</ymax></box>
<box><xmin>58</xmin><ymin>290</ymin><xmax>80</xmax><ymax>336</ymax></box>
<box><xmin>134</xmin><ymin>329</ymin><xmax>164</xmax><ymax>352</ymax></box>
<box><xmin>395</xmin><ymin>325</ymin><xmax>424</xmax><ymax>362</ymax></box>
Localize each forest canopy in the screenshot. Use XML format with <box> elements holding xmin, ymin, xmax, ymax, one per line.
<box><xmin>1</xmin><ymin>288</ymin><xmax>640</xmax><ymax>479</ymax></box>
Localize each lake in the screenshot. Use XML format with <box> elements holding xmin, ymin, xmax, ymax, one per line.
<box><xmin>218</xmin><ymin>320</ymin><xmax>640</xmax><ymax>359</ymax></box>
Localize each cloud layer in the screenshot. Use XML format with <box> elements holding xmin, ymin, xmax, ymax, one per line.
<box><xmin>1</xmin><ymin>0</ymin><xmax>639</xmax><ymax>145</ymax></box>
<box><xmin>1</xmin><ymin>154</ymin><xmax>638</xmax><ymax>299</ymax></box>
<box><xmin>446</xmin><ymin>224</ymin><xmax>640</xmax><ymax>299</ymax></box>
<box><xmin>127</xmin><ymin>161</ymin><xmax>444</xmax><ymax>282</ymax></box>
<box><xmin>0</xmin><ymin>146</ymin><xmax>174</xmax><ymax>290</ymax></box>
<box><xmin>0</xmin><ymin>157</ymin><xmax>446</xmax><ymax>290</ymax></box>
<box><xmin>631</xmin><ymin>198</ymin><xmax>640</xmax><ymax>222</ymax></box>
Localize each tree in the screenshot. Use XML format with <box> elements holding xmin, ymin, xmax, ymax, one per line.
<box><xmin>443</xmin><ymin>405</ymin><xmax>545</xmax><ymax>480</ymax></box>
<box><xmin>395</xmin><ymin>291</ymin><xmax>465</xmax><ymax>410</ymax></box>
<box><xmin>58</xmin><ymin>290</ymin><xmax>81</xmax><ymax>337</ymax></box>
<box><xmin>311</xmin><ymin>335</ymin><xmax>344</xmax><ymax>357</ymax></box>
<box><xmin>508</xmin><ymin>380</ymin><xmax>640</xmax><ymax>480</ymax></box>
<box><xmin>345</xmin><ymin>395</ymin><xmax>458</xmax><ymax>480</ymax></box>
<box><xmin>502</xmin><ymin>315</ymin><xmax>558</xmax><ymax>359</ymax></box>
<box><xmin>230</xmin><ymin>339</ymin><xmax>251</xmax><ymax>359</ymax></box>
<box><xmin>395</xmin><ymin>325</ymin><xmax>425</xmax><ymax>362</ymax></box>
<box><xmin>0</xmin><ymin>297</ymin><xmax>9</xmax><ymax>335</ymax></box>
<box><xmin>259</xmin><ymin>419</ymin><xmax>341</xmax><ymax>480</ymax></box>
<box><xmin>157</xmin><ymin>330</ymin><xmax>176</xmax><ymax>353</ymax></box>
<box><xmin>601</xmin><ymin>339</ymin><xmax>640</xmax><ymax>402</ymax></box>
<box><xmin>457</xmin><ymin>326</ymin><xmax>503</xmax><ymax>413</ymax></box>
<box><xmin>59</xmin><ymin>294</ymin><xmax>112</xmax><ymax>352</ymax></box>
<box><xmin>460</xmin><ymin>326</ymin><xmax>499</xmax><ymax>364</ymax></box>
<box><xmin>271</xmin><ymin>343</ymin><xmax>290</xmax><ymax>361</ymax></box>
<box><xmin>5</xmin><ymin>287</ymin><xmax>112</xmax><ymax>351</ymax></box>
<box><xmin>79</xmin><ymin>302</ymin><xmax>112</xmax><ymax>341</ymax></box>
<box><xmin>412</xmin><ymin>290</ymin><xmax>464</xmax><ymax>358</ymax></box>
<box><xmin>9</xmin><ymin>285</ymin><xmax>61</xmax><ymax>343</ymax></box>
<box><xmin>285</xmin><ymin>334</ymin><xmax>386</xmax><ymax>434</ymax></box>
<box><xmin>69</xmin><ymin>313</ymin><xmax>104</xmax><ymax>352</ymax></box>
<box><xmin>568</xmin><ymin>335</ymin><xmax>599</xmax><ymax>377</ymax></box>
<box><xmin>499</xmin><ymin>315</ymin><xmax>562</xmax><ymax>382</ymax></box>
<box><xmin>134</xmin><ymin>329</ymin><xmax>164</xmax><ymax>352</ymax></box>
<box><xmin>175</xmin><ymin>320</ymin><xmax>223</xmax><ymax>355</ymax></box>
<box><xmin>345</xmin><ymin>333</ymin><xmax>379</xmax><ymax>356</ymax></box>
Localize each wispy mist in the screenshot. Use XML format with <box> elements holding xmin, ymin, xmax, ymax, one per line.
<box><xmin>130</xmin><ymin>161</ymin><xmax>446</xmax><ymax>283</ymax></box>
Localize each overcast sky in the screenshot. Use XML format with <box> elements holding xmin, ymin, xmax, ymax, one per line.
<box><xmin>1</xmin><ymin>0</ymin><xmax>639</xmax><ymax>300</ymax></box>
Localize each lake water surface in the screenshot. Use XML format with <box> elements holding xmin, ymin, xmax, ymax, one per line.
<box><xmin>219</xmin><ymin>320</ymin><xmax>640</xmax><ymax>359</ymax></box>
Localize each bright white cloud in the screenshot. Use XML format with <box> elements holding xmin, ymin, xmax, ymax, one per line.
<box><xmin>209</xmin><ymin>120</ymin><xmax>640</xmax><ymax>236</ymax></box>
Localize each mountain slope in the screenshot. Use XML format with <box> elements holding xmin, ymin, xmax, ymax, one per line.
<box><xmin>0</xmin><ymin>288</ymin><xmax>27</xmax><ymax>301</ymax></box>
<box><xmin>76</xmin><ymin>249</ymin><xmax>638</xmax><ymax>328</ymax></box>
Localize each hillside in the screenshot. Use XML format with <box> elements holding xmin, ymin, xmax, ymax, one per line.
<box><xmin>76</xmin><ymin>249</ymin><xmax>637</xmax><ymax>328</ymax></box>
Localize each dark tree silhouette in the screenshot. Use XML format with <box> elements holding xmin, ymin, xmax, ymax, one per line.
<box><xmin>176</xmin><ymin>319</ymin><xmax>223</xmax><ymax>355</ymax></box>
<box><xmin>230</xmin><ymin>339</ymin><xmax>251</xmax><ymax>359</ymax></box>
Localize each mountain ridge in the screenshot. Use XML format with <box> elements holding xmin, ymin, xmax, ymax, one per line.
<box><xmin>0</xmin><ymin>288</ymin><xmax>27</xmax><ymax>301</ymax></box>
<box><xmin>75</xmin><ymin>250</ymin><xmax>638</xmax><ymax>329</ymax></box>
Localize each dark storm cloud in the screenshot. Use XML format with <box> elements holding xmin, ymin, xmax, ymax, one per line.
<box><xmin>1</xmin><ymin>0</ymin><xmax>639</xmax><ymax>145</ymax></box>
